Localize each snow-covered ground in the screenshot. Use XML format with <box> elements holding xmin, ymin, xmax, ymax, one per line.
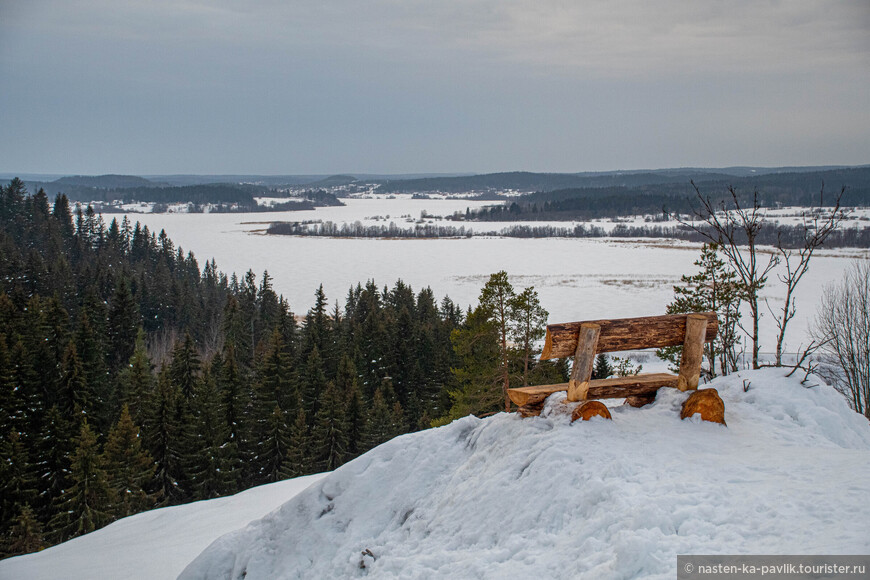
<box><xmin>5</xmin><ymin>370</ymin><xmax>868</xmax><ymax>579</ymax></box>
<box><xmin>0</xmin><ymin>474</ymin><xmax>327</xmax><ymax>580</ymax></box>
<box><xmin>114</xmin><ymin>197</ymin><xmax>868</xmax><ymax>355</ymax></box>
<box><xmin>178</xmin><ymin>370</ymin><xmax>870</xmax><ymax>579</ymax></box>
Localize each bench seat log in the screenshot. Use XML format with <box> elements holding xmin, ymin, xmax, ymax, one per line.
<box><xmin>508</xmin><ymin>373</ymin><xmax>679</xmax><ymax>407</ymax></box>
<box><xmin>541</xmin><ymin>312</ymin><xmax>718</xmax><ymax>360</ymax></box>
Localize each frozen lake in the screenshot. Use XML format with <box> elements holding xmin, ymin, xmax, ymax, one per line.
<box><xmin>120</xmin><ymin>196</ymin><xmax>868</xmax><ymax>357</ymax></box>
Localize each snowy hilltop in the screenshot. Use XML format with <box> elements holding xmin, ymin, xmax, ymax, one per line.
<box><xmin>178</xmin><ymin>369</ymin><xmax>870</xmax><ymax>580</ymax></box>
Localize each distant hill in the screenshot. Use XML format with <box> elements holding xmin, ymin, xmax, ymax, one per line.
<box><xmin>52</xmin><ymin>174</ymin><xmax>160</xmax><ymax>188</ymax></box>
<box><xmin>376</xmin><ymin>166</ymin><xmax>870</xmax><ymax>194</ymax></box>
<box><xmin>305</xmin><ymin>174</ymin><xmax>359</xmax><ymax>187</ymax></box>
<box><xmin>146</xmin><ymin>175</ymin><xmax>329</xmax><ymax>187</ymax></box>
<box><xmin>9</xmin><ymin>166</ymin><xmax>869</xmax><ymax>201</ymax></box>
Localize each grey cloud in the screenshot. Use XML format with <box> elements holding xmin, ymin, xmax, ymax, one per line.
<box><xmin>0</xmin><ymin>0</ymin><xmax>867</xmax><ymax>174</ymax></box>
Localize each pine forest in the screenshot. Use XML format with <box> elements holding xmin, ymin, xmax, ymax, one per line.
<box><xmin>0</xmin><ymin>179</ymin><xmax>564</xmax><ymax>555</ymax></box>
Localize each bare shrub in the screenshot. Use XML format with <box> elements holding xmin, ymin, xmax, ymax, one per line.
<box><xmin>812</xmin><ymin>260</ymin><xmax>870</xmax><ymax>418</ymax></box>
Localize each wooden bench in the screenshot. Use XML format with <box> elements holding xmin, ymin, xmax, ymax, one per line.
<box><xmin>508</xmin><ymin>312</ymin><xmax>718</xmax><ymax>417</ymax></box>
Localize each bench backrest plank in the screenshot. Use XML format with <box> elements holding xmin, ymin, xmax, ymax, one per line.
<box><xmin>541</xmin><ymin>312</ymin><xmax>718</xmax><ymax>360</ymax></box>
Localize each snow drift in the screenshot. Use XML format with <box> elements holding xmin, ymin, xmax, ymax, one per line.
<box><xmin>180</xmin><ymin>369</ymin><xmax>870</xmax><ymax>580</ymax></box>
<box><xmin>0</xmin><ymin>474</ymin><xmax>327</xmax><ymax>580</ymax></box>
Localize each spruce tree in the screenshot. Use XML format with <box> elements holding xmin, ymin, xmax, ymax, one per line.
<box><xmin>73</xmin><ymin>308</ymin><xmax>111</xmax><ymax>431</ymax></box>
<box><xmin>301</xmin><ymin>346</ymin><xmax>328</xmax><ymax>424</ymax></box>
<box><xmin>219</xmin><ymin>342</ymin><xmax>249</xmax><ymax>467</ymax></box>
<box><xmin>338</xmin><ymin>356</ymin><xmax>366</xmax><ymax>459</ymax></box>
<box><xmin>8</xmin><ymin>341</ymin><xmax>38</xmax><ymax>436</ymax></box>
<box><xmin>116</xmin><ymin>329</ymin><xmax>153</xmax><ymax>425</ymax></box>
<box><xmin>257</xmin><ymin>405</ymin><xmax>290</xmax><ymax>484</ymax></box>
<box><xmin>238</xmin><ymin>270</ymin><xmax>259</xmax><ymax>363</ymax></box>
<box><xmin>302</xmin><ymin>284</ymin><xmax>329</xmax><ymax>359</ymax></box>
<box><xmin>51</xmin><ymin>193</ymin><xmax>75</xmax><ymax>244</ymax></box>
<box><xmin>0</xmin><ymin>336</ymin><xmax>15</xmax><ymax>437</ymax></box>
<box><xmin>363</xmin><ymin>388</ymin><xmax>394</xmax><ymax>451</ymax></box>
<box><xmin>5</xmin><ymin>504</ymin><xmax>45</xmax><ymax>557</ymax></box>
<box><xmin>20</xmin><ymin>297</ymin><xmax>56</xmax><ymax>409</ymax></box>
<box><xmin>59</xmin><ymin>340</ymin><xmax>88</xmax><ymax>424</ymax></box>
<box><xmin>50</xmin><ymin>421</ymin><xmax>113</xmax><ymax>542</ymax></box>
<box><xmin>354</xmin><ymin>283</ymin><xmax>390</xmax><ymax>398</ymax></box>
<box><xmin>144</xmin><ymin>369</ymin><xmax>183</xmax><ymax>505</ymax></box>
<box><xmin>102</xmin><ymin>405</ymin><xmax>156</xmax><ymax>518</ymax></box>
<box><xmin>107</xmin><ymin>276</ymin><xmax>140</xmax><ymax>373</ymax></box>
<box><xmin>592</xmin><ymin>354</ymin><xmax>614</xmax><ymax>380</ymax></box>
<box><xmin>257</xmin><ymin>271</ymin><xmax>281</xmax><ymax>338</ymax></box>
<box><xmin>170</xmin><ymin>331</ymin><xmax>201</xmax><ymax>402</ymax></box>
<box><xmin>257</xmin><ymin>328</ymin><xmax>295</xmax><ymax>416</ymax></box>
<box><xmin>251</xmin><ymin>329</ymin><xmax>297</xmax><ymax>483</ymax></box>
<box><xmin>275</xmin><ymin>297</ymin><xmax>298</xmax><ymax>359</ymax></box>
<box><xmin>390</xmin><ymin>400</ymin><xmax>406</xmax><ymax>439</ymax></box>
<box><xmin>312</xmin><ymin>382</ymin><xmax>348</xmax><ymax>472</ymax></box>
<box><xmin>388</xmin><ymin>299</ymin><xmax>417</xmax><ymax>412</ymax></box>
<box><xmin>188</xmin><ymin>365</ymin><xmax>235</xmax><ymax>499</ymax></box>
<box><xmin>33</xmin><ymin>405</ymin><xmax>73</xmax><ymax>524</ymax></box>
<box><xmin>170</xmin><ymin>339</ymin><xmax>201</xmax><ymax>497</ymax></box>
<box><xmin>439</xmin><ymin>305</ymin><xmax>501</xmax><ymax>424</ymax></box>
<box><xmin>282</xmin><ymin>408</ymin><xmax>311</xmax><ymax>478</ymax></box>
<box><xmin>0</xmin><ymin>430</ymin><xmax>38</xmax><ymax>544</ymax></box>
<box><xmin>41</xmin><ymin>296</ymin><xmax>71</xmax><ymax>398</ymax></box>
<box><xmin>221</xmin><ymin>296</ymin><xmax>251</xmax><ymax>371</ymax></box>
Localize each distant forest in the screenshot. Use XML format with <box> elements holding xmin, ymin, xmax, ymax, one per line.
<box><xmin>24</xmin><ymin>176</ymin><xmax>344</xmax><ymax>213</ymax></box>
<box><xmin>0</xmin><ymin>178</ymin><xmax>564</xmax><ymax>556</ymax></box>
<box><xmin>467</xmin><ymin>167</ymin><xmax>870</xmax><ymax>222</ymax></box>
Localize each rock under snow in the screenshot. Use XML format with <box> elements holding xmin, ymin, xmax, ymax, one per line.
<box><xmin>179</xmin><ymin>369</ymin><xmax>870</xmax><ymax>580</ymax></box>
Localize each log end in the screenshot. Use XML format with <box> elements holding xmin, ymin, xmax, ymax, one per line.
<box><xmin>540</xmin><ymin>330</ymin><xmax>554</xmax><ymax>360</ymax></box>
<box><xmin>624</xmin><ymin>393</ymin><xmax>656</xmax><ymax>408</ymax></box>
<box><xmin>571</xmin><ymin>400</ymin><xmax>612</xmax><ymax>423</ymax></box>
<box><xmin>517</xmin><ymin>402</ymin><xmax>545</xmax><ymax>418</ymax></box>
<box><xmin>680</xmin><ymin>388</ymin><xmax>726</xmax><ymax>425</ymax></box>
<box><xmin>508</xmin><ymin>390</ymin><xmax>531</xmax><ymax>407</ymax></box>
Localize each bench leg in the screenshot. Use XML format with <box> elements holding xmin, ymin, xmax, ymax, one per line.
<box><xmin>567</xmin><ymin>323</ymin><xmax>600</xmax><ymax>402</ymax></box>
<box><xmin>677</xmin><ymin>314</ymin><xmax>708</xmax><ymax>391</ymax></box>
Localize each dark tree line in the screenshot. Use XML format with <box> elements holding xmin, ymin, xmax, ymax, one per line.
<box><xmin>267</xmin><ymin>219</ymin><xmax>870</xmax><ymax>249</ymax></box>
<box><xmin>0</xmin><ymin>178</ymin><xmax>471</xmax><ymax>557</ymax></box>
<box><xmin>268</xmin><ymin>221</ymin><xmax>476</xmax><ymax>238</ymax></box>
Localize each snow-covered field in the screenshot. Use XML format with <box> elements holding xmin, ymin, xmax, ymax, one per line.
<box><xmin>115</xmin><ymin>197</ymin><xmax>868</xmax><ymax>355</ymax></box>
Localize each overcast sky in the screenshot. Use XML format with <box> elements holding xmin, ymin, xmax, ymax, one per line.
<box><xmin>1</xmin><ymin>0</ymin><xmax>868</xmax><ymax>175</ymax></box>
